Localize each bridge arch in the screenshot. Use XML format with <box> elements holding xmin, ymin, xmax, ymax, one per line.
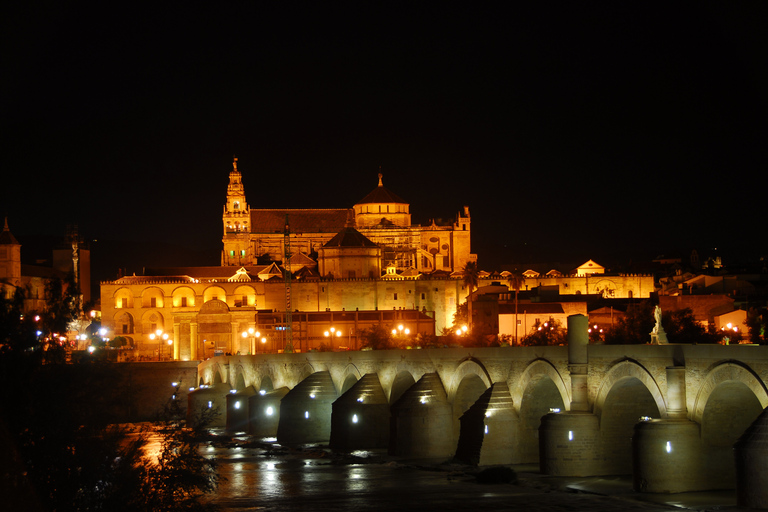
<box><xmin>232</xmin><ymin>367</ymin><xmax>247</xmax><ymax>391</ymax></box>
<box><xmin>692</xmin><ymin>361</ymin><xmax>768</xmax><ymax>425</ymax></box>
<box><xmin>389</xmin><ymin>370</ymin><xmax>417</xmax><ymax>404</ymax></box>
<box><xmin>593</xmin><ymin>359</ymin><xmax>666</xmax><ymax>420</ymax></box>
<box><xmin>514</xmin><ymin>359</ymin><xmax>570</xmax><ymax>464</ymax></box>
<box><xmin>446</xmin><ymin>357</ymin><xmax>492</xmax><ymax>403</ymax></box>
<box><xmin>594</xmin><ymin>359</ymin><xmax>665</xmax><ymax>475</ymax></box>
<box><xmin>337</xmin><ymin>364</ymin><xmax>362</xmax><ymax>395</ymax></box>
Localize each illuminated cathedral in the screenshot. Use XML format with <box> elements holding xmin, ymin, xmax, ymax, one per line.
<box><xmin>222</xmin><ymin>158</ymin><xmax>475</xmax><ymax>275</ymax></box>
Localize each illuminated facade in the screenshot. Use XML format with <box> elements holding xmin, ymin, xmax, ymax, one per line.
<box><xmin>221</xmin><ymin>158</ymin><xmax>475</xmax><ymax>274</ymax></box>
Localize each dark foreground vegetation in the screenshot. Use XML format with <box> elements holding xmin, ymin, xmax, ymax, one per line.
<box><xmin>0</xmin><ymin>285</ymin><xmax>221</xmax><ymax>511</ymax></box>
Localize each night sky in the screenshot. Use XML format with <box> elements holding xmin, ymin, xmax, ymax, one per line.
<box><xmin>3</xmin><ymin>3</ymin><xmax>767</xmax><ymax>286</ymax></box>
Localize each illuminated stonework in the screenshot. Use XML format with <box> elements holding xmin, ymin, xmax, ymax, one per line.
<box><xmin>221</xmin><ymin>160</ymin><xmax>475</xmax><ymax>274</ymax></box>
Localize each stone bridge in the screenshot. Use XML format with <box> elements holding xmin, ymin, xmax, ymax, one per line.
<box><xmin>191</xmin><ymin>315</ymin><xmax>768</xmax><ymax>494</ymax></box>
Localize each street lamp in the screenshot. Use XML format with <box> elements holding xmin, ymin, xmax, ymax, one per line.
<box><xmin>241</xmin><ymin>327</ymin><xmax>261</xmax><ymax>355</ymax></box>
<box><xmin>149</xmin><ymin>329</ymin><xmax>171</xmax><ymax>361</ymax></box>
<box><xmin>324</xmin><ymin>326</ymin><xmax>342</xmax><ymax>350</ymax></box>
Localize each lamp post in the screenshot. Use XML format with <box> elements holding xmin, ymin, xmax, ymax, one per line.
<box><xmin>149</xmin><ymin>329</ymin><xmax>171</xmax><ymax>361</ymax></box>
<box><xmin>324</xmin><ymin>326</ymin><xmax>342</xmax><ymax>351</ymax></box>
<box><xmin>241</xmin><ymin>327</ymin><xmax>261</xmax><ymax>355</ymax></box>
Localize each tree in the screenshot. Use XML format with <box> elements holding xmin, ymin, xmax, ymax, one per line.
<box><xmin>662</xmin><ymin>308</ymin><xmax>715</xmax><ymax>344</ymax></box>
<box><xmin>520</xmin><ymin>317</ymin><xmax>566</xmax><ymax>346</ymax></box>
<box><xmin>746</xmin><ymin>307</ymin><xmax>766</xmax><ymax>344</ymax></box>
<box><xmin>507</xmin><ymin>272</ymin><xmax>524</xmax><ymax>345</ymax></box>
<box><xmin>43</xmin><ymin>271</ymin><xmax>82</xmax><ymax>336</ymax></box>
<box><xmin>462</xmin><ymin>261</ymin><xmax>479</xmax><ymax>296</ymax></box>
<box><xmin>605</xmin><ymin>301</ymin><xmax>655</xmax><ymax>344</ymax></box>
<box><xmin>359</xmin><ymin>324</ymin><xmax>392</xmax><ymax>350</ymax></box>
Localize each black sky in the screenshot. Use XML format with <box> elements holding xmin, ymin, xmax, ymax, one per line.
<box><xmin>3</xmin><ymin>3</ymin><xmax>767</xmax><ymax>283</ymax></box>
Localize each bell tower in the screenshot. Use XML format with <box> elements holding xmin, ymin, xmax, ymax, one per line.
<box><xmin>222</xmin><ymin>157</ymin><xmax>252</xmax><ymax>266</ymax></box>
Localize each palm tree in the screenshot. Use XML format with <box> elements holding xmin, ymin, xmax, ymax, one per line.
<box><xmin>507</xmin><ymin>272</ymin><xmax>524</xmax><ymax>345</ymax></box>
<box><xmin>462</xmin><ymin>261</ymin><xmax>479</xmax><ymax>295</ymax></box>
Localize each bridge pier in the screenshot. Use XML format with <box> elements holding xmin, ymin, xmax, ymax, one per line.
<box><xmin>330</xmin><ymin>373</ymin><xmax>390</xmax><ymax>451</ymax></box>
<box><xmin>248</xmin><ymin>387</ymin><xmax>288</xmax><ymax>438</ymax></box>
<box><xmin>226</xmin><ymin>387</ymin><xmax>256</xmax><ymax>433</ymax></box>
<box><xmin>390</xmin><ymin>373</ymin><xmax>454</xmax><ymax>459</ymax></box>
<box><xmin>455</xmin><ymin>381</ymin><xmax>518</xmax><ymax>465</ymax></box>
<box><xmin>187</xmin><ymin>383</ymin><xmax>229</xmax><ymax>427</ymax></box>
<box><xmin>277</xmin><ymin>371</ymin><xmax>337</xmax><ymax>445</ymax></box>
<box><xmin>633</xmin><ymin>366</ymin><xmax>703</xmax><ymax>492</ymax></box>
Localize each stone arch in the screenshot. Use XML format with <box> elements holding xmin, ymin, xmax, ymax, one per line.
<box><xmin>389</xmin><ymin>370</ymin><xmax>417</xmax><ymax>404</ymax></box>
<box><xmin>449</xmin><ymin>358</ymin><xmax>492</xmax><ymax>444</ymax></box>
<box><xmin>212</xmin><ymin>363</ymin><xmax>226</xmax><ymax>385</ymax></box>
<box><xmin>259</xmin><ymin>375</ymin><xmax>275</xmax><ymax>393</ymax></box>
<box><xmin>141</xmin><ymin>286</ymin><xmax>166</xmax><ymax>308</ymax></box>
<box><xmin>232</xmin><ymin>367</ymin><xmax>247</xmax><ymax>391</ymax></box>
<box><xmin>171</xmin><ymin>285</ymin><xmax>196</xmax><ymax>307</ymax></box>
<box><xmin>337</xmin><ymin>363</ymin><xmax>362</xmax><ymax>395</ymax></box>
<box><xmin>514</xmin><ymin>359</ymin><xmax>570</xmax><ymax>464</ymax></box>
<box><xmin>692</xmin><ymin>361</ymin><xmax>768</xmax><ymax>425</ymax></box>
<box><xmin>140</xmin><ymin>310</ymin><xmax>166</xmax><ymax>336</ymax></box>
<box><xmin>113</xmin><ymin>311</ymin><xmax>135</xmax><ymax>335</ymax></box>
<box><xmin>512</xmin><ymin>359</ymin><xmax>569</xmax><ymax>411</ymax></box>
<box><xmin>203</xmin><ymin>286</ymin><xmax>228</xmax><ymax>304</ymax></box>
<box><xmin>594</xmin><ymin>360</ymin><xmax>664</xmax><ymax>474</ymax></box>
<box><xmin>233</xmin><ymin>285</ymin><xmax>257</xmax><ymax>307</ymax></box>
<box><xmin>593</xmin><ymin>359</ymin><xmax>666</xmax><ymax>421</ymax></box>
<box><xmin>113</xmin><ymin>287</ymin><xmax>134</xmax><ymax>308</ymax></box>
<box><xmin>446</xmin><ymin>357</ymin><xmax>492</xmax><ymax>403</ymax></box>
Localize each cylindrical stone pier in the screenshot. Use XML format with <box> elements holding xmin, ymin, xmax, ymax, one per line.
<box><xmin>633</xmin><ymin>419</ymin><xmax>701</xmax><ymax>492</ymax></box>
<box><xmin>248</xmin><ymin>387</ymin><xmax>289</xmax><ymax>438</ymax></box>
<box><xmin>539</xmin><ymin>412</ymin><xmax>601</xmax><ymax>476</ymax></box>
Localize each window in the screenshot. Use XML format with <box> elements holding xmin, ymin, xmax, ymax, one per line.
<box><xmin>181</xmin><ymin>297</ymin><xmax>187</xmax><ymax>307</ymax></box>
<box><xmin>421</xmin><ymin>293</ymin><xmax>426</xmax><ymax>300</ymax></box>
<box><xmin>240</xmin><ymin>250</ymin><xmax>245</xmax><ymax>257</ymax></box>
<box><xmin>242</xmin><ymin>295</ymin><xmax>248</xmax><ymax>305</ymax></box>
<box><xmin>150</xmin><ymin>297</ymin><xmax>156</xmax><ymax>308</ymax></box>
<box><xmin>121</xmin><ymin>298</ymin><xmax>128</xmax><ymax>308</ymax></box>
<box><xmin>229</xmin><ymin>250</ymin><xmax>235</xmax><ymax>257</ymax></box>
<box><xmin>393</xmin><ymin>293</ymin><xmax>398</xmax><ymax>300</ymax></box>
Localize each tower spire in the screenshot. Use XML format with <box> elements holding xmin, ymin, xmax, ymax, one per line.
<box><xmin>378</xmin><ymin>169</ymin><xmax>383</xmax><ymax>187</ymax></box>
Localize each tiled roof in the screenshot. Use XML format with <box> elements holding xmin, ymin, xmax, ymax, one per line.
<box><xmin>142</xmin><ymin>266</ymin><xmax>269</xmax><ymax>278</ymax></box>
<box><xmin>323</xmin><ymin>227</ymin><xmax>379</xmax><ymax>248</ymax></box>
<box><xmin>250</xmin><ymin>209</ymin><xmax>351</xmax><ymax>234</ymax></box>
<box><xmin>356</xmin><ymin>185</ymin><xmax>407</xmax><ymax>205</ymax></box>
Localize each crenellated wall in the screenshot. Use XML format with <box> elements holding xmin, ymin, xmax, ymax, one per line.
<box><xmin>191</xmin><ymin>340</ymin><xmax>768</xmax><ymax>493</ymax></box>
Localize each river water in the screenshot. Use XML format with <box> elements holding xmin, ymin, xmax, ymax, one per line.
<box><xmin>199</xmin><ymin>435</ymin><xmax>716</xmax><ymax>512</ymax></box>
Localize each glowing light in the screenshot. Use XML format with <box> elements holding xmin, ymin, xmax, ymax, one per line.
<box><xmin>568</xmin><ymin>431</ymin><xmax>573</xmax><ymax>441</ymax></box>
<box><xmin>485</xmin><ymin>411</ymin><xmax>492</xmax><ymax>417</ymax></box>
<box><xmin>309</xmin><ymin>393</ymin><xmax>316</xmax><ymax>399</ymax></box>
<box><xmin>640</xmin><ymin>416</ymin><xmax>652</xmax><ymax>422</ymax></box>
<box><xmin>234</xmin><ymin>401</ymin><xmax>241</xmax><ymax>409</ymax></box>
<box><xmin>171</xmin><ymin>382</ymin><xmax>178</xmax><ymax>387</ymax></box>
<box><xmin>230</xmin><ymin>389</ymin><xmax>237</xmax><ymax>394</ymax></box>
<box><xmin>352</xmin><ymin>414</ymin><xmax>358</xmax><ymax>423</ymax></box>
<box><xmin>484</xmin><ymin>425</ymin><xmax>489</xmax><ymax>434</ymax></box>
<box><xmin>261</xmin><ymin>337</ymin><xmax>267</xmax><ymax>344</ymax></box>
<box><xmin>266</xmin><ymin>406</ymin><xmax>274</xmax><ymax>416</ymax></box>
<box><xmin>420</xmin><ymin>396</ymin><xmax>428</xmax><ymax>404</ymax></box>
<box><xmin>259</xmin><ymin>390</ymin><xmax>266</xmax><ymax>395</ymax></box>
<box><xmin>208</xmin><ymin>401</ymin><xmax>213</xmax><ymax>408</ymax></box>
<box><xmin>189</xmin><ymin>387</ymin><xmax>195</xmax><ymax>392</ymax></box>
<box><xmin>666</xmin><ymin>441</ymin><xmax>672</xmax><ymax>453</ymax></box>
<box><xmin>88</xmin><ymin>346</ymin><xmax>95</xmax><ymax>353</ymax></box>
<box><xmin>356</xmin><ymin>397</ymin><xmax>364</xmax><ymax>403</ymax></box>
<box><xmin>550</xmin><ymin>408</ymin><xmax>561</xmax><ymax>413</ymax></box>
<box><xmin>304</xmin><ymin>411</ymin><xmax>309</xmax><ymax>419</ymax></box>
